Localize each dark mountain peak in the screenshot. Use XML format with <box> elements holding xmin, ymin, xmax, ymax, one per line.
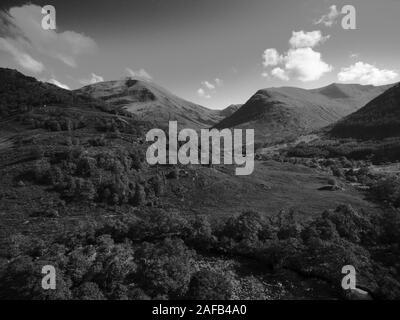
<box><xmin>0</xmin><ymin>67</ymin><xmax>43</xmax><ymax>86</ymax></box>
<box><xmin>0</xmin><ymin>68</ymin><xmax>109</xmax><ymax>118</ymax></box>
<box><xmin>317</xmin><ymin>83</ymin><xmax>351</xmax><ymax>99</ymax></box>
<box><xmin>329</xmin><ymin>82</ymin><xmax>400</xmax><ymax>139</ymax></box>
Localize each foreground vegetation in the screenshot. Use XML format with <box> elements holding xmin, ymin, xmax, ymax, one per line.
<box><xmin>1</xmin><ymin>68</ymin><xmax>400</xmax><ymax>300</ymax></box>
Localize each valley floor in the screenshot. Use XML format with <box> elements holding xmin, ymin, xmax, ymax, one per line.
<box><xmin>162</xmin><ymin>160</ymin><xmax>380</xmax><ymax>220</ymax></box>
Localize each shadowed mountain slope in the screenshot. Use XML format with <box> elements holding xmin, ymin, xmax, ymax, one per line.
<box><xmin>329</xmin><ymin>83</ymin><xmax>400</xmax><ymax>139</ymax></box>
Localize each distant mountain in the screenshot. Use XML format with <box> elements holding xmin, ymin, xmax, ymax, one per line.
<box><xmin>329</xmin><ymin>82</ymin><xmax>400</xmax><ymax>139</ymax></box>
<box><xmin>0</xmin><ymin>68</ymin><xmax>108</xmax><ymax>119</ymax></box>
<box><xmin>219</xmin><ymin>104</ymin><xmax>242</xmax><ymax>118</ymax></box>
<box><xmin>214</xmin><ymin>83</ymin><xmax>393</xmax><ymax>143</ymax></box>
<box><xmin>76</xmin><ymin>79</ymin><xmax>223</xmax><ymax>129</ymax></box>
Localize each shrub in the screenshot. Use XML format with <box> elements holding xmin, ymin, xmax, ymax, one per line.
<box><xmin>370</xmin><ymin>177</ymin><xmax>400</xmax><ymax>207</ymax></box>
<box><xmin>73</xmin><ymin>282</ymin><xmax>105</xmax><ymax>300</ymax></box>
<box><xmin>134</xmin><ymin>238</ymin><xmax>194</xmax><ymax>298</ymax></box>
<box><xmin>220</xmin><ymin>211</ymin><xmax>272</xmax><ymax>244</ymax></box>
<box><xmin>187</xmin><ymin>270</ymin><xmax>233</xmax><ymax>300</ymax></box>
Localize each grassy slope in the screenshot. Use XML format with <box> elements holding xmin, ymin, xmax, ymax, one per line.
<box><xmin>160</xmin><ymin>160</ymin><xmax>379</xmax><ymax>219</ymax></box>
<box><xmin>76</xmin><ymin>79</ymin><xmax>224</xmax><ymax>129</ymax></box>
<box><xmin>215</xmin><ymin>83</ymin><xmax>393</xmax><ymax>144</ymax></box>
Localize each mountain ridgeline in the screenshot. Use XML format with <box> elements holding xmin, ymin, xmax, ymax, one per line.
<box><xmin>329</xmin><ymin>83</ymin><xmax>400</xmax><ymax>139</ymax></box>
<box><xmin>214</xmin><ymin>83</ymin><xmax>393</xmax><ymax>144</ymax></box>
<box><xmin>76</xmin><ymin>79</ymin><xmax>225</xmax><ymax>129</ymax></box>
<box><xmin>0</xmin><ymin>68</ymin><xmax>109</xmax><ymax>119</ymax></box>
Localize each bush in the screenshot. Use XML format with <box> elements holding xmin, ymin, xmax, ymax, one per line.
<box><xmin>73</xmin><ymin>282</ymin><xmax>105</xmax><ymax>300</ymax></box>
<box><xmin>187</xmin><ymin>270</ymin><xmax>233</xmax><ymax>300</ymax></box>
<box><xmin>220</xmin><ymin>211</ymin><xmax>273</xmax><ymax>245</ymax></box>
<box><xmin>135</xmin><ymin>238</ymin><xmax>194</xmax><ymax>298</ymax></box>
<box><xmin>370</xmin><ymin>177</ymin><xmax>400</xmax><ymax>207</ymax></box>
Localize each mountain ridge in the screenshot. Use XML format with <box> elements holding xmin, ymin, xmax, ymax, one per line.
<box><xmin>75</xmin><ymin>79</ymin><xmax>224</xmax><ymax>129</ymax></box>
<box><xmin>329</xmin><ymin>82</ymin><xmax>400</xmax><ymax>139</ymax></box>
<box><xmin>214</xmin><ymin>82</ymin><xmax>394</xmax><ymax>143</ymax></box>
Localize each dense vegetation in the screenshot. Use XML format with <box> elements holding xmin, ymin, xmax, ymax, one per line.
<box><xmin>0</xmin><ymin>68</ymin><xmax>110</xmax><ymax>118</ymax></box>
<box><xmin>1</xmin><ymin>68</ymin><xmax>400</xmax><ymax>300</ymax></box>
<box><xmin>1</xmin><ymin>202</ymin><xmax>400</xmax><ymax>300</ymax></box>
<box><xmin>286</xmin><ymin>138</ymin><xmax>400</xmax><ymax>164</ymax></box>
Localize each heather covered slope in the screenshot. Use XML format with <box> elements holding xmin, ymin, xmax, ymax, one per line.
<box><xmin>0</xmin><ymin>68</ymin><xmax>110</xmax><ymax>118</ymax></box>
<box><xmin>215</xmin><ymin>83</ymin><xmax>393</xmax><ymax>144</ymax></box>
<box><xmin>329</xmin><ymin>83</ymin><xmax>400</xmax><ymax>139</ymax></box>
<box><xmin>76</xmin><ymin>79</ymin><xmax>224</xmax><ymax>129</ymax></box>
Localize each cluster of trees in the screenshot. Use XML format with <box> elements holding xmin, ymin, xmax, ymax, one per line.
<box><xmin>23</xmin><ymin>144</ymin><xmax>161</xmax><ymax>206</ymax></box>
<box><xmin>18</xmin><ymin>108</ymin><xmax>147</xmax><ymax>136</ymax></box>
<box><xmin>286</xmin><ymin>138</ymin><xmax>400</xmax><ymax>164</ymax></box>
<box><xmin>370</xmin><ymin>177</ymin><xmax>400</xmax><ymax>207</ymax></box>
<box><xmin>1</xmin><ymin>203</ymin><xmax>400</xmax><ymax>300</ymax></box>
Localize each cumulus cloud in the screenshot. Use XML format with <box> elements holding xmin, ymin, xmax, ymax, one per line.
<box><xmin>338</xmin><ymin>62</ymin><xmax>398</xmax><ymax>85</ymax></box>
<box><xmin>48</xmin><ymin>78</ymin><xmax>70</xmax><ymax>90</ymax></box>
<box><xmin>314</xmin><ymin>5</ymin><xmax>340</xmax><ymax>27</ymax></box>
<box><xmin>202</xmin><ymin>81</ymin><xmax>215</xmax><ymax>90</ymax></box>
<box><xmin>289</xmin><ymin>30</ymin><xmax>329</xmax><ymax>48</ymax></box>
<box><xmin>263</xmin><ymin>48</ymin><xmax>282</xmax><ymax>67</ymax></box>
<box><xmin>0</xmin><ymin>4</ymin><xmax>97</xmax><ymax>69</ymax></box>
<box><xmin>284</xmin><ymin>48</ymin><xmax>333</xmax><ymax>82</ymax></box>
<box><xmin>197</xmin><ymin>78</ymin><xmax>223</xmax><ymax>98</ymax></box>
<box><xmin>261</xmin><ymin>72</ymin><xmax>269</xmax><ymax>78</ymax></box>
<box><xmin>215</xmin><ymin>78</ymin><xmax>223</xmax><ymax>86</ymax></box>
<box><xmin>79</xmin><ymin>73</ymin><xmax>104</xmax><ymax>85</ymax></box>
<box><xmin>271</xmin><ymin>67</ymin><xmax>289</xmax><ymax>81</ymax></box>
<box><xmin>0</xmin><ymin>38</ymin><xmax>44</xmax><ymax>73</ymax></box>
<box><xmin>126</xmin><ymin>68</ymin><xmax>152</xmax><ymax>81</ymax></box>
<box><xmin>197</xmin><ymin>88</ymin><xmax>211</xmax><ymax>99</ymax></box>
<box><xmin>262</xmin><ymin>30</ymin><xmax>332</xmax><ymax>82</ymax></box>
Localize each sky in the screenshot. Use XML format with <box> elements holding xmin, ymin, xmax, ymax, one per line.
<box><xmin>1</xmin><ymin>0</ymin><xmax>399</xmax><ymax>109</ymax></box>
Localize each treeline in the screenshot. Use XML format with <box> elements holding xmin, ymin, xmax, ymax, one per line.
<box><xmin>1</xmin><ymin>203</ymin><xmax>400</xmax><ymax>300</ymax></box>
<box><xmin>286</xmin><ymin>138</ymin><xmax>400</xmax><ymax>163</ymax></box>
<box><xmin>19</xmin><ymin>142</ymin><xmax>167</xmax><ymax>206</ymax></box>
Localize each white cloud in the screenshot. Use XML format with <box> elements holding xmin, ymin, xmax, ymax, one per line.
<box><xmin>215</xmin><ymin>78</ymin><xmax>223</xmax><ymax>86</ymax></box>
<box><xmin>0</xmin><ymin>4</ymin><xmax>97</xmax><ymax>68</ymax></box>
<box><xmin>314</xmin><ymin>5</ymin><xmax>340</xmax><ymax>27</ymax></box>
<box><xmin>338</xmin><ymin>62</ymin><xmax>398</xmax><ymax>85</ymax></box>
<box><xmin>126</xmin><ymin>68</ymin><xmax>152</xmax><ymax>81</ymax></box>
<box><xmin>79</xmin><ymin>73</ymin><xmax>104</xmax><ymax>85</ymax></box>
<box><xmin>271</xmin><ymin>67</ymin><xmax>289</xmax><ymax>81</ymax></box>
<box><xmin>48</xmin><ymin>78</ymin><xmax>70</xmax><ymax>90</ymax></box>
<box><xmin>263</xmin><ymin>30</ymin><xmax>332</xmax><ymax>82</ymax></box>
<box><xmin>261</xmin><ymin>72</ymin><xmax>269</xmax><ymax>78</ymax></box>
<box><xmin>289</xmin><ymin>30</ymin><xmax>329</xmax><ymax>48</ymax></box>
<box><xmin>284</xmin><ymin>48</ymin><xmax>333</xmax><ymax>82</ymax></box>
<box><xmin>198</xmin><ymin>78</ymin><xmax>223</xmax><ymax>98</ymax></box>
<box><xmin>197</xmin><ymin>88</ymin><xmax>211</xmax><ymax>99</ymax></box>
<box><xmin>263</xmin><ymin>48</ymin><xmax>282</xmax><ymax>67</ymax></box>
<box><xmin>0</xmin><ymin>38</ymin><xmax>44</xmax><ymax>73</ymax></box>
<box><xmin>202</xmin><ymin>81</ymin><xmax>215</xmax><ymax>90</ymax></box>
